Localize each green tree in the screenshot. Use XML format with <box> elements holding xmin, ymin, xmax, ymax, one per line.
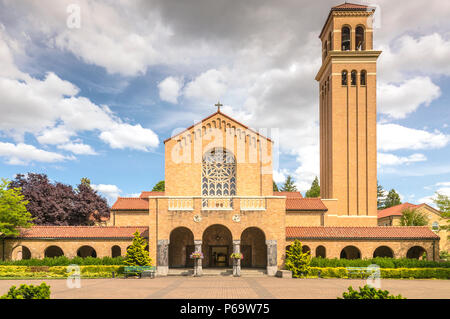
<box><xmin>285</xmin><ymin>239</ymin><xmax>311</xmax><ymax>278</ymax></box>
<box><xmin>383</xmin><ymin>189</ymin><xmax>401</xmax><ymax>209</ymax></box>
<box><xmin>280</xmin><ymin>175</ymin><xmax>297</xmax><ymax>192</ymax></box>
<box><xmin>0</xmin><ymin>178</ymin><xmax>33</xmax><ymax>238</ymax></box>
<box><xmin>124</xmin><ymin>231</ymin><xmax>152</xmax><ymax>266</ymax></box>
<box><xmin>273</xmin><ymin>181</ymin><xmax>279</xmax><ymax>192</ymax></box>
<box><xmin>377</xmin><ymin>182</ymin><xmax>386</xmax><ymax>209</ymax></box>
<box><xmin>399</xmin><ymin>208</ymin><xmax>429</xmax><ymax>226</ymax></box>
<box><xmin>432</xmin><ymin>192</ymin><xmax>449</xmax><ymax>232</ymax></box>
<box><xmin>80</xmin><ymin>177</ymin><xmax>91</xmax><ymax>187</ymax></box>
<box><xmin>1</xmin><ymin>283</ymin><xmax>50</xmax><ymax>299</ymax></box>
<box><xmin>305</xmin><ymin>176</ymin><xmax>320</xmax><ymax>198</ymax></box>
<box><xmin>152</xmin><ymin>180</ymin><xmax>165</xmax><ymax>192</ymax></box>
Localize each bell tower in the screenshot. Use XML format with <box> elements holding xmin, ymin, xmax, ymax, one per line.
<box><xmin>315</xmin><ymin>3</ymin><xmax>381</xmax><ymax>224</ymax></box>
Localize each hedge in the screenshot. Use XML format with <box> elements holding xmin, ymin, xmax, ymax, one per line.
<box><xmin>0</xmin><ymin>256</ymin><xmax>124</xmax><ymax>266</ymax></box>
<box><xmin>310</xmin><ymin>257</ymin><xmax>450</xmax><ymax>269</ymax></box>
<box><xmin>308</xmin><ymin>267</ymin><xmax>450</xmax><ymax>279</ymax></box>
<box><xmin>0</xmin><ymin>265</ymin><xmax>125</xmax><ymax>278</ymax></box>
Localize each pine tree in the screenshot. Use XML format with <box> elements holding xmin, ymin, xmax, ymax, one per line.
<box><xmin>124</xmin><ymin>231</ymin><xmax>152</xmax><ymax>266</ymax></box>
<box><xmin>285</xmin><ymin>239</ymin><xmax>311</xmax><ymax>278</ymax></box>
<box><xmin>377</xmin><ymin>182</ymin><xmax>386</xmax><ymax>209</ymax></box>
<box><xmin>383</xmin><ymin>189</ymin><xmax>401</xmax><ymax>209</ymax></box>
<box><xmin>273</xmin><ymin>181</ymin><xmax>279</xmax><ymax>192</ymax></box>
<box><xmin>280</xmin><ymin>175</ymin><xmax>297</xmax><ymax>192</ymax></box>
<box><xmin>152</xmin><ymin>180</ymin><xmax>165</xmax><ymax>192</ymax></box>
<box><xmin>305</xmin><ymin>177</ymin><xmax>320</xmax><ymax>198</ymax></box>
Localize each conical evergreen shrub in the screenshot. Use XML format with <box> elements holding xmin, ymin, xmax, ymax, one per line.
<box><xmin>285</xmin><ymin>239</ymin><xmax>311</xmax><ymax>278</ymax></box>
<box><xmin>124</xmin><ymin>231</ymin><xmax>152</xmax><ymax>266</ymax></box>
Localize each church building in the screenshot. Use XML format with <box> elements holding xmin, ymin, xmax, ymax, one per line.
<box><xmin>1</xmin><ymin>3</ymin><xmax>441</xmax><ymax>274</ymax></box>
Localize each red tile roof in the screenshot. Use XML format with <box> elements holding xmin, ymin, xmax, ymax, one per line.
<box><xmin>331</xmin><ymin>3</ymin><xmax>373</xmax><ymax>11</ymax></box>
<box><xmin>286</xmin><ymin>226</ymin><xmax>439</xmax><ymax>240</ymax></box>
<box><xmin>286</xmin><ymin>198</ymin><xmax>328</xmax><ymax>211</ymax></box>
<box><xmin>139</xmin><ymin>191</ymin><xmax>165</xmax><ymax>198</ymax></box>
<box><xmin>377</xmin><ymin>203</ymin><xmax>420</xmax><ymax>219</ymax></box>
<box><xmin>17</xmin><ymin>226</ymin><xmax>148</xmax><ymax>239</ymax></box>
<box><xmin>274</xmin><ymin>191</ymin><xmax>303</xmax><ymax>199</ymax></box>
<box><xmin>111</xmin><ymin>197</ymin><xmax>149</xmax><ymax>210</ymax></box>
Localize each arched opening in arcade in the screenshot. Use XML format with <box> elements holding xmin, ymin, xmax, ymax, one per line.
<box><xmin>316</xmin><ymin>245</ymin><xmax>326</xmax><ymax>258</ymax></box>
<box><xmin>169</xmin><ymin>227</ymin><xmax>195</xmax><ymax>268</ymax></box>
<box><xmin>240</xmin><ymin>227</ymin><xmax>267</xmax><ymax>268</ymax></box>
<box><xmin>12</xmin><ymin>245</ymin><xmax>31</xmax><ymax>260</ymax></box>
<box><xmin>45</xmin><ymin>246</ymin><xmax>64</xmax><ymax>258</ymax></box>
<box><xmin>111</xmin><ymin>245</ymin><xmax>121</xmax><ymax>257</ymax></box>
<box><xmin>202</xmin><ymin>224</ymin><xmax>233</xmax><ymax>268</ymax></box>
<box><xmin>77</xmin><ymin>245</ymin><xmax>97</xmax><ymax>258</ymax></box>
<box><xmin>406</xmin><ymin>246</ymin><xmax>427</xmax><ymax>259</ymax></box>
<box><xmin>373</xmin><ymin>246</ymin><xmax>394</xmax><ymax>258</ymax></box>
<box><xmin>340</xmin><ymin>246</ymin><xmax>361</xmax><ymax>260</ymax></box>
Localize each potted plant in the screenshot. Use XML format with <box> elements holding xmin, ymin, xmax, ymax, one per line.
<box><xmin>190</xmin><ymin>251</ymin><xmax>204</xmax><ymax>276</ymax></box>
<box><xmin>230</xmin><ymin>253</ymin><xmax>243</xmax><ymax>277</ymax></box>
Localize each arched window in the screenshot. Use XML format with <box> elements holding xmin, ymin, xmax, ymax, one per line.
<box><xmin>360</xmin><ymin>70</ymin><xmax>367</xmax><ymax>86</ymax></box>
<box><xmin>355</xmin><ymin>26</ymin><xmax>365</xmax><ymax>50</ymax></box>
<box><xmin>341</xmin><ymin>27</ymin><xmax>351</xmax><ymax>51</ymax></box>
<box><xmin>341</xmin><ymin>70</ymin><xmax>348</xmax><ymax>86</ymax></box>
<box><xmin>432</xmin><ymin>222</ymin><xmax>439</xmax><ymax>231</ymax></box>
<box><xmin>202</xmin><ymin>148</ymin><xmax>236</xmax><ymax>197</ymax></box>
<box><xmin>351</xmin><ymin>70</ymin><xmax>357</xmax><ymax>86</ymax></box>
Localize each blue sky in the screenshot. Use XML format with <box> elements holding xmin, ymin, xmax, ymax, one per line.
<box><xmin>0</xmin><ymin>0</ymin><xmax>449</xmax><ymax>206</ymax></box>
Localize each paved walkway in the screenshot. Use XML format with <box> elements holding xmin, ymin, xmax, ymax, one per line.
<box><xmin>0</xmin><ymin>277</ymin><xmax>449</xmax><ymax>299</ymax></box>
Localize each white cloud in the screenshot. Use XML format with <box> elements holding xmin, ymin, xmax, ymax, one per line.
<box><xmin>0</xmin><ymin>142</ymin><xmax>73</xmax><ymax>165</ymax></box>
<box><xmin>0</xmin><ymin>28</ymin><xmax>159</xmax><ymax>155</ymax></box>
<box><xmin>57</xmin><ymin>142</ymin><xmax>97</xmax><ymax>155</ymax></box>
<box><xmin>273</xmin><ymin>168</ymin><xmax>289</xmax><ymax>184</ymax></box>
<box><xmin>378</xmin><ymin>123</ymin><xmax>450</xmax><ymax>151</ymax></box>
<box><xmin>183</xmin><ymin>69</ymin><xmax>228</xmax><ymax>103</ymax></box>
<box><xmin>379</xmin><ymin>33</ymin><xmax>450</xmax><ymax>81</ymax></box>
<box><xmin>378</xmin><ymin>153</ymin><xmax>427</xmax><ymax>166</ymax></box>
<box><xmin>99</xmin><ymin>123</ymin><xmax>159</xmax><ymax>151</ymax></box>
<box><xmin>91</xmin><ymin>184</ymin><xmax>121</xmax><ymax>205</ymax></box>
<box><xmin>158</xmin><ymin>76</ymin><xmax>183</xmax><ymax>104</ymax></box>
<box><xmin>378</xmin><ymin>77</ymin><xmax>441</xmax><ymax>119</ymax></box>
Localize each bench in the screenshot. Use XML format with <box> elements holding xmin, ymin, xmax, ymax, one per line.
<box><xmin>123</xmin><ymin>266</ymin><xmax>156</xmax><ymax>279</ymax></box>
<box><xmin>346</xmin><ymin>267</ymin><xmax>378</xmax><ymax>279</ymax></box>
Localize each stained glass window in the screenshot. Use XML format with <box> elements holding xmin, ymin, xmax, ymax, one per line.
<box><xmin>202</xmin><ymin>148</ymin><xmax>236</xmax><ymax>197</ymax></box>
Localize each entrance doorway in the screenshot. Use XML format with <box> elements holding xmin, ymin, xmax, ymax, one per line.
<box><xmin>210</xmin><ymin>246</ymin><xmax>229</xmax><ymax>267</ymax></box>
<box><xmin>202</xmin><ymin>224</ymin><xmax>233</xmax><ymax>268</ymax></box>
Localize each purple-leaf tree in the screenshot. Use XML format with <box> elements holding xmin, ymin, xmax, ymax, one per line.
<box><xmin>9</xmin><ymin>173</ymin><xmax>109</xmax><ymax>226</ymax></box>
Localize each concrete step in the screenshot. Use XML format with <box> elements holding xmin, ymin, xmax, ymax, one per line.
<box><xmin>167</xmin><ymin>268</ymin><xmax>267</xmax><ymax>277</ymax></box>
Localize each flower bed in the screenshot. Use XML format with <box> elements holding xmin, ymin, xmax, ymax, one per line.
<box><xmin>0</xmin><ymin>265</ymin><xmax>125</xmax><ymax>278</ymax></box>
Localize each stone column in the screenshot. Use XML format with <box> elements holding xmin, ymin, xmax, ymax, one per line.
<box><xmin>232</xmin><ymin>240</ymin><xmax>241</xmax><ymax>277</ymax></box>
<box><xmin>266</xmin><ymin>240</ymin><xmax>277</xmax><ymax>276</ymax></box>
<box><xmin>157</xmin><ymin>239</ymin><xmax>169</xmax><ymax>276</ymax></box>
<box><xmin>194</xmin><ymin>240</ymin><xmax>203</xmax><ymax>276</ymax></box>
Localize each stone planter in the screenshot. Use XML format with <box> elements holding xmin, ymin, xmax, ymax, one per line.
<box><xmin>232</xmin><ymin>258</ymin><xmax>241</xmax><ymax>277</ymax></box>
<box><xmin>193</xmin><ymin>258</ymin><xmax>202</xmax><ymax>277</ymax></box>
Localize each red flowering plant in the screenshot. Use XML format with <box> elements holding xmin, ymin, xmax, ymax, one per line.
<box><xmin>190</xmin><ymin>251</ymin><xmax>204</xmax><ymax>259</ymax></box>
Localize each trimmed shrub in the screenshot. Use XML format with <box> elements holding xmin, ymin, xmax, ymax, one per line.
<box><xmin>339</xmin><ymin>285</ymin><xmax>405</xmax><ymax>299</ymax></box>
<box><xmin>310</xmin><ymin>257</ymin><xmax>450</xmax><ymax>268</ymax></box>
<box><xmin>0</xmin><ymin>256</ymin><xmax>124</xmax><ymax>266</ymax></box>
<box><xmin>285</xmin><ymin>240</ymin><xmax>311</xmax><ymax>278</ymax></box>
<box><xmin>1</xmin><ymin>283</ymin><xmax>50</xmax><ymax>299</ymax></box>
<box><xmin>308</xmin><ymin>267</ymin><xmax>450</xmax><ymax>279</ymax></box>
<box><xmin>0</xmin><ymin>265</ymin><xmax>125</xmax><ymax>278</ymax></box>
